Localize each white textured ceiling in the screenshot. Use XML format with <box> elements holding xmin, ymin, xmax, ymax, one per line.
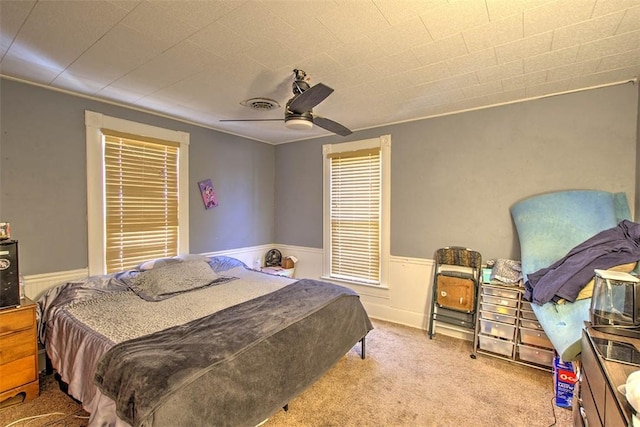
<box><xmin>1</xmin><ymin>0</ymin><xmax>639</xmax><ymax>144</ymax></box>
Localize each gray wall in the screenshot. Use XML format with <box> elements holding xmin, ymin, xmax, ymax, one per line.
<box><xmin>0</xmin><ymin>78</ymin><xmax>275</xmax><ymax>275</ymax></box>
<box><xmin>2</xmin><ymin>78</ymin><xmax>637</xmax><ymax>274</ymax></box>
<box><xmin>275</xmin><ymin>83</ymin><xmax>639</xmax><ymax>261</ymax></box>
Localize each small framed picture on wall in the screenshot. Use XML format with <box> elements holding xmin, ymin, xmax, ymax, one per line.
<box><xmin>198</xmin><ymin>179</ymin><xmax>218</xmax><ymax>209</ymax></box>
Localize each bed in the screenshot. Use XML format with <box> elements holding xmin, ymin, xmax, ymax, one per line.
<box><xmin>37</xmin><ymin>255</ymin><xmax>373</xmax><ymax>427</ymax></box>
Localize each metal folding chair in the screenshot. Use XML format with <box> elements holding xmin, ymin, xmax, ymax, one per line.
<box><xmin>428</xmin><ymin>246</ymin><xmax>482</xmax><ymax>338</ymax></box>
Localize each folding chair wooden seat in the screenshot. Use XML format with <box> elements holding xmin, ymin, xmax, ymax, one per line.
<box><xmin>428</xmin><ymin>247</ymin><xmax>482</xmax><ymax>338</ymax></box>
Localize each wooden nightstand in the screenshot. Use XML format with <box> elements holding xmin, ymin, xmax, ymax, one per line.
<box><xmin>0</xmin><ymin>298</ymin><xmax>39</xmax><ymax>405</ymax></box>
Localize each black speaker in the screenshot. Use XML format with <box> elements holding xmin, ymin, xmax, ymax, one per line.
<box><xmin>0</xmin><ymin>239</ymin><xmax>20</xmax><ymax>309</ymax></box>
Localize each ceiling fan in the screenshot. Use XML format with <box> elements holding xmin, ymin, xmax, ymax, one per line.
<box><xmin>221</xmin><ymin>69</ymin><xmax>352</xmax><ymax>137</ymax></box>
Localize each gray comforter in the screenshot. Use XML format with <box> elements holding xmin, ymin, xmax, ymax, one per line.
<box><xmin>93</xmin><ymin>278</ymin><xmax>373</xmax><ymax>427</ymax></box>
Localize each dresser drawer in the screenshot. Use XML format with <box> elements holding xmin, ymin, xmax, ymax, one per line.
<box><xmin>0</xmin><ymin>329</ymin><xmax>35</xmax><ymax>364</ymax></box>
<box><xmin>582</xmin><ymin>333</ymin><xmax>606</xmax><ymax>423</ymax></box>
<box><xmin>0</xmin><ymin>307</ymin><xmax>34</xmax><ymax>335</ymax></box>
<box><xmin>0</xmin><ymin>354</ymin><xmax>37</xmax><ymax>391</ymax></box>
<box><xmin>604</xmin><ymin>380</ymin><xmax>626</xmax><ymax>427</ymax></box>
<box><xmin>581</xmin><ymin>369</ymin><xmax>603</xmax><ymax>427</ymax></box>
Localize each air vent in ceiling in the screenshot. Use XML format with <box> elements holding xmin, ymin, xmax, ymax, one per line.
<box><xmin>240</xmin><ymin>97</ymin><xmax>280</xmax><ymax>111</ymax></box>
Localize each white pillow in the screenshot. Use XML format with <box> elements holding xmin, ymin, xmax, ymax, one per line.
<box><xmin>136</xmin><ymin>257</ymin><xmax>181</xmax><ymax>272</ymax></box>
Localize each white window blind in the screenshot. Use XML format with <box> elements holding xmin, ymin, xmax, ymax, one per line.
<box><xmin>329</xmin><ymin>147</ymin><xmax>381</xmax><ymax>284</ymax></box>
<box><xmin>103</xmin><ymin>131</ymin><xmax>179</xmax><ymax>273</ymax></box>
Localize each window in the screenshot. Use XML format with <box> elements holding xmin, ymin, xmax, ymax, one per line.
<box><xmin>323</xmin><ymin>135</ymin><xmax>390</xmax><ymax>286</ymax></box>
<box><xmin>103</xmin><ymin>132</ymin><xmax>179</xmax><ymax>273</ymax></box>
<box><xmin>85</xmin><ymin>111</ymin><xmax>189</xmax><ymax>275</ymax></box>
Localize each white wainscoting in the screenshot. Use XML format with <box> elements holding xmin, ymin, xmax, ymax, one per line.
<box><xmin>23</xmin><ymin>268</ymin><xmax>89</xmax><ymax>301</ymax></box>
<box><xmin>24</xmin><ymin>244</ymin><xmax>473</xmax><ymax>341</ymax></box>
<box><xmin>200</xmin><ymin>244</ymin><xmax>277</xmax><ymax>270</ymax></box>
<box><xmin>275</xmin><ymin>244</ymin><xmax>474</xmax><ymax>341</ymax></box>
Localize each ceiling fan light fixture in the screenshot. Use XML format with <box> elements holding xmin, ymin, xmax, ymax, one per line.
<box><xmin>285</xmin><ymin>117</ymin><xmax>313</xmax><ymax>131</ymax></box>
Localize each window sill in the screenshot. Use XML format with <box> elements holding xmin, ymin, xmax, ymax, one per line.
<box><xmin>320</xmin><ymin>275</ymin><xmax>389</xmax><ymax>290</ymax></box>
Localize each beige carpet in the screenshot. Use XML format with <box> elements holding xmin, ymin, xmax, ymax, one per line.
<box><xmin>0</xmin><ymin>319</ymin><xmax>573</xmax><ymax>427</ymax></box>
<box><xmin>0</xmin><ymin>375</ymin><xmax>88</xmax><ymax>427</ymax></box>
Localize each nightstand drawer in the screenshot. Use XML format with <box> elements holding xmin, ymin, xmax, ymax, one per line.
<box><xmin>0</xmin><ymin>354</ymin><xmax>37</xmax><ymax>391</ymax></box>
<box><xmin>0</xmin><ymin>329</ymin><xmax>35</xmax><ymax>364</ymax></box>
<box><xmin>0</xmin><ymin>308</ymin><xmax>34</xmax><ymax>335</ymax></box>
<box><xmin>0</xmin><ymin>299</ymin><xmax>39</xmax><ymax>404</ymax></box>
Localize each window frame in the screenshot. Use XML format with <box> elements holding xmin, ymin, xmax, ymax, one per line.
<box><xmin>85</xmin><ymin>110</ymin><xmax>189</xmax><ymax>276</ymax></box>
<box><xmin>322</xmin><ymin>134</ymin><xmax>391</xmax><ymax>288</ymax></box>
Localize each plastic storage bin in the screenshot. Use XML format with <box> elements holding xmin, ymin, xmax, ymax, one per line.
<box><xmin>519</xmin><ymin>309</ymin><xmax>538</xmax><ymax>321</ymax></box>
<box><xmin>482</xmin><ymin>286</ymin><xmax>520</xmax><ymax>299</ymax></box>
<box><xmin>479</xmin><ymin>335</ymin><xmax>514</xmax><ymax>357</ymax></box>
<box><xmin>481</xmin><ymin>311</ymin><xmax>517</xmax><ymax>325</ymax></box>
<box><xmin>519</xmin><ymin>326</ymin><xmax>553</xmax><ymax>349</ymax></box>
<box><xmin>480</xmin><ymin>302</ymin><xmax>518</xmax><ymax>317</ymax></box>
<box><xmin>517</xmin><ymin>344</ymin><xmax>554</xmax><ymax>367</ymax></box>
<box><xmin>480</xmin><ymin>319</ymin><xmax>516</xmax><ymax>340</ymax></box>
<box><xmin>482</xmin><ymin>294</ymin><xmax>518</xmax><ymax>308</ymax></box>
<box><xmin>473</xmin><ymin>281</ymin><xmax>554</xmax><ymax>371</ymax></box>
<box><xmin>520</xmin><ymin>319</ymin><xmax>543</xmax><ymax>330</ymax></box>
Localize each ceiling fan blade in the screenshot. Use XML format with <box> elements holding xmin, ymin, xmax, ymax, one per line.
<box><xmin>289</xmin><ymin>83</ymin><xmax>334</xmax><ymax>113</ymax></box>
<box><xmin>220</xmin><ymin>118</ymin><xmax>284</xmax><ymax>122</ymax></box>
<box><xmin>313</xmin><ymin>116</ymin><xmax>352</xmax><ymax>136</ymax></box>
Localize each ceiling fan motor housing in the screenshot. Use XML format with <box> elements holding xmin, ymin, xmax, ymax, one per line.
<box><xmin>292</xmin><ymin>79</ymin><xmax>310</xmax><ymax>95</ymax></box>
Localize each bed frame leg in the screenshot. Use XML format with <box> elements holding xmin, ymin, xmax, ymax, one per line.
<box><xmin>283</xmin><ymin>404</ymin><xmax>289</xmax><ymax>412</ymax></box>
<box><xmin>360</xmin><ymin>337</ymin><xmax>366</xmax><ymax>359</ymax></box>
